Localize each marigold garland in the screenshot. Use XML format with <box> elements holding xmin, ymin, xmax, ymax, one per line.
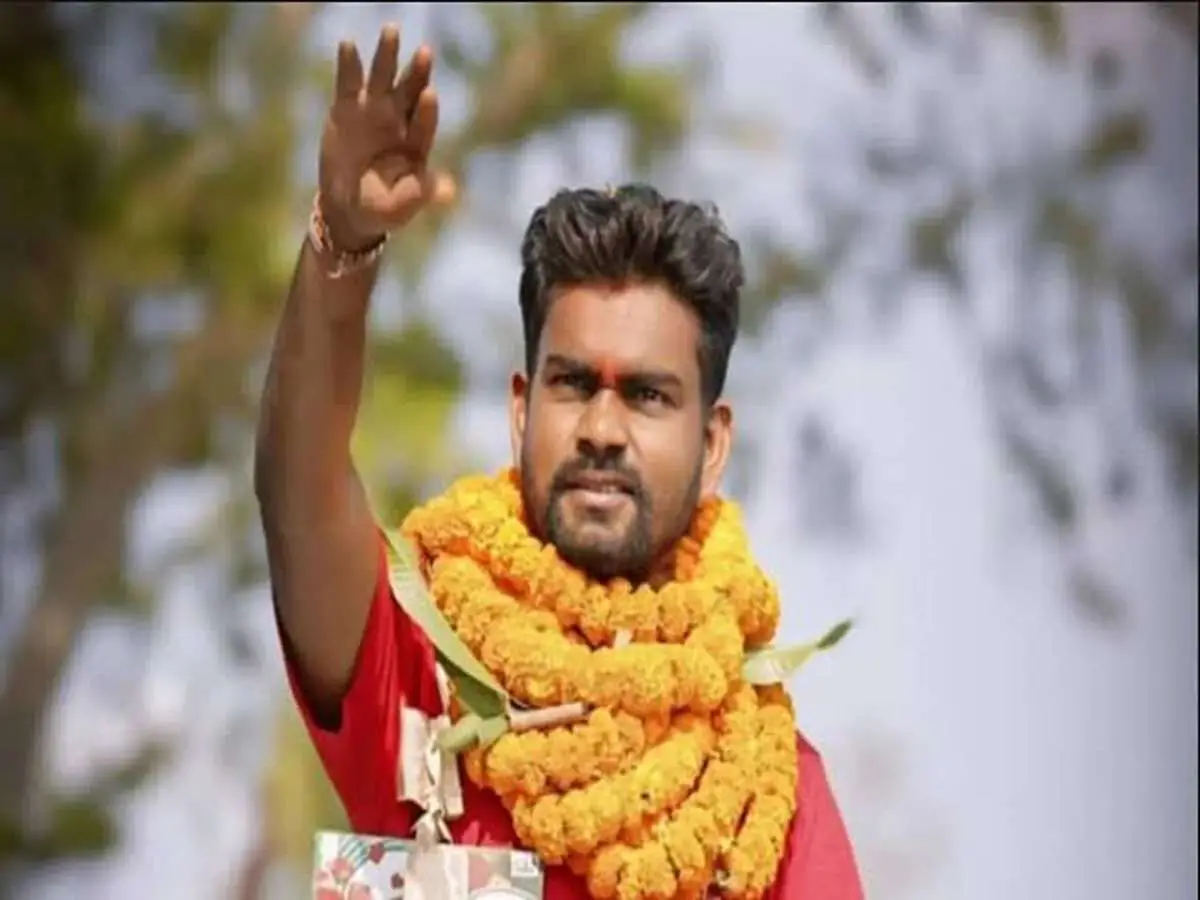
<box><xmin>402</xmin><ymin>468</ymin><xmax>799</xmax><ymax>900</ymax></box>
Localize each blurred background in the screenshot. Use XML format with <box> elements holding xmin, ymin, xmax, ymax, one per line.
<box><xmin>0</xmin><ymin>2</ymin><xmax>1196</xmax><ymax>898</ymax></box>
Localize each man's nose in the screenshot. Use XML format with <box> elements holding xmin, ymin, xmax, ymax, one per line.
<box><xmin>575</xmin><ymin>388</ymin><xmax>628</xmax><ymax>460</ymax></box>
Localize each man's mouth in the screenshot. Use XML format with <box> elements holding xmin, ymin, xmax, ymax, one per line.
<box><xmin>564</xmin><ymin>473</ymin><xmax>636</xmax><ymax>496</ymax></box>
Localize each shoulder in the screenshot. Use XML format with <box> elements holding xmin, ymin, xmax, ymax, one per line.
<box><xmin>796</xmin><ymin>730</ymin><xmax>834</xmax><ymax>788</ymax></box>
<box><xmin>775</xmin><ymin>730</ymin><xmax>865</xmax><ymax>899</ymax></box>
<box><xmin>793</xmin><ymin>730</ymin><xmax>840</xmax><ymax>832</ymax></box>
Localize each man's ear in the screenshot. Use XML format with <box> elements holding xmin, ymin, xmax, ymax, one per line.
<box><xmin>508</xmin><ymin>370</ymin><xmax>529</xmax><ymax>468</ymax></box>
<box><xmin>700</xmin><ymin>401</ymin><xmax>733</xmax><ymax>498</ymax></box>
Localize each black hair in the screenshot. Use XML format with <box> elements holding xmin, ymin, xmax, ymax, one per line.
<box><xmin>518</xmin><ymin>184</ymin><xmax>743</xmax><ymax>406</ymax></box>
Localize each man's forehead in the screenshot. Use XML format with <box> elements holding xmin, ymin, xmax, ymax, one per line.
<box><xmin>540</xmin><ymin>282</ymin><xmax>699</xmax><ymax>376</ymax></box>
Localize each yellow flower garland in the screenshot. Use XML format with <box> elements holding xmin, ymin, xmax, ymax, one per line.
<box><xmin>402</xmin><ymin>469</ymin><xmax>798</xmax><ymax>900</ymax></box>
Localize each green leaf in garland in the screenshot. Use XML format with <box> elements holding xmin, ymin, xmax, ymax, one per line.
<box><xmin>383</xmin><ymin>529</ymin><xmax>514</xmax><ymax>754</ymax></box>
<box><xmin>741</xmin><ymin>618</ymin><xmax>855</xmax><ymax>686</ymax></box>
<box><xmin>382</xmin><ymin>529</ymin><xmax>510</xmax><ymax>699</ymax></box>
<box><xmin>438</xmin><ymin>713</ymin><xmax>483</xmax><ymax>754</ymax></box>
<box><xmin>439</xmin><ymin>657</ymin><xmax>506</xmax><ymax>721</ymax></box>
<box><xmin>437</xmin><ymin>711</ymin><xmax>510</xmax><ymax>754</ymax></box>
<box><xmin>436</xmin><ymin>657</ymin><xmax>510</xmax><ymax>753</ymax></box>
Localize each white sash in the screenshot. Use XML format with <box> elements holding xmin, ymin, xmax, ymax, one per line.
<box><xmin>397</xmin><ymin>662</ymin><xmax>465</xmax><ymax>848</ymax></box>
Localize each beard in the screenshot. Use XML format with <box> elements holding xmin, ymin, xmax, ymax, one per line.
<box><xmin>520</xmin><ymin>447</ymin><xmax>701</xmax><ymax>583</ymax></box>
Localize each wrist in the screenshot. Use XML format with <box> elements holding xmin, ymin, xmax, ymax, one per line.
<box><xmin>315</xmin><ymin>195</ymin><xmax>384</xmax><ymax>253</ymax></box>
<box><xmin>308</xmin><ymin>193</ymin><xmax>388</xmax><ymax>279</ymax></box>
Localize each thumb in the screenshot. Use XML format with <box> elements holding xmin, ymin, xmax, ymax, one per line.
<box><xmin>374</xmin><ymin>169</ymin><xmax>458</xmax><ymax>227</ymax></box>
<box><xmin>420</xmin><ymin>169</ymin><xmax>457</xmax><ymax>208</ymax></box>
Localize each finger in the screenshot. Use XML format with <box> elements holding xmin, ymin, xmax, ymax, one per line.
<box><xmin>424</xmin><ymin>171</ymin><xmax>458</xmax><ymax>207</ymax></box>
<box><xmin>394</xmin><ymin>46</ymin><xmax>433</xmax><ymax>122</ymax></box>
<box><xmin>407</xmin><ymin>88</ymin><xmax>440</xmax><ymax>162</ymax></box>
<box><xmin>359</xmin><ymin>168</ymin><xmax>393</xmax><ymax>212</ymax></box>
<box><xmin>334</xmin><ymin>41</ymin><xmax>364</xmax><ymax>99</ymax></box>
<box><xmin>366</xmin><ymin>24</ymin><xmax>401</xmax><ymax>96</ymax></box>
<box><xmin>381</xmin><ymin>170</ymin><xmax>457</xmax><ymax>219</ymax></box>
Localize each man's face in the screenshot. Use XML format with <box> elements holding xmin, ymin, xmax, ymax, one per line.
<box><xmin>509</xmin><ymin>281</ymin><xmax>732</xmax><ymax>582</ymax></box>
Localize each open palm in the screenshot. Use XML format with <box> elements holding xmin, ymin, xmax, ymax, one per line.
<box><xmin>319</xmin><ymin>25</ymin><xmax>456</xmax><ymax>247</ymax></box>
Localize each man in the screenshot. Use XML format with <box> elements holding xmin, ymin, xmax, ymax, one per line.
<box><xmin>256</xmin><ymin>22</ymin><xmax>864</xmax><ymax>900</ymax></box>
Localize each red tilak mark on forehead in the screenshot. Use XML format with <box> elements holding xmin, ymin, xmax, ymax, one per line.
<box><xmin>596</xmin><ymin>358</ymin><xmax>621</xmax><ymax>390</ymax></box>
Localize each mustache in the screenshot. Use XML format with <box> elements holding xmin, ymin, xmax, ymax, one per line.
<box><xmin>550</xmin><ymin>456</ymin><xmax>646</xmax><ymax>501</ymax></box>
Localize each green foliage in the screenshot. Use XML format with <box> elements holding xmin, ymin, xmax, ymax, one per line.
<box><xmin>0</xmin><ymin>0</ymin><xmax>321</xmax><ymax>864</ymax></box>
<box><xmin>433</xmin><ymin>2</ymin><xmax>689</xmax><ymax>164</ymax></box>
<box><xmin>818</xmin><ymin>2</ymin><xmax>1197</xmax><ymax>532</ymax></box>
<box><xmin>356</xmin><ymin>316</ymin><xmax>466</xmax><ymax>513</ymax></box>
<box><xmin>1079</xmin><ymin>112</ymin><xmax>1148</xmax><ymax>174</ymax></box>
<box><xmin>908</xmin><ymin>192</ymin><xmax>973</xmax><ymax>292</ymax></box>
<box><xmin>0</xmin><ymin>799</ymin><xmax>117</xmax><ymax>863</ymax></box>
<box><xmin>0</xmin><ymin>4</ymin><xmax>103</xmax><ymax>448</ymax></box>
<box><xmin>740</xmin><ymin>238</ymin><xmax>830</xmax><ymax>336</ymax></box>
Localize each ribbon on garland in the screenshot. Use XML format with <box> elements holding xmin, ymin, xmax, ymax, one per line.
<box><xmin>382</xmin><ymin>529</ymin><xmax>853</xmax><ymax>757</ymax></box>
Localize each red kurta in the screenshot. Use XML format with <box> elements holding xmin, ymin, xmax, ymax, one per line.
<box><xmin>286</xmin><ymin>540</ymin><xmax>865</xmax><ymax>899</ymax></box>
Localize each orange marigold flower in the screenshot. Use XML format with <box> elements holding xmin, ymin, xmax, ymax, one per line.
<box><xmin>401</xmin><ymin>468</ymin><xmax>803</xmax><ymax>899</ymax></box>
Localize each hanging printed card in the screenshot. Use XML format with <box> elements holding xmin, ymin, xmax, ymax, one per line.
<box><xmin>313</xmin><ymin>830</ymin><xmax>545</xmax><ymax>899</ymax></box>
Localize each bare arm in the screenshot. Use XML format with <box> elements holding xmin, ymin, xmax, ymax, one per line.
<box><xmin>255</xmin><ymin>26</ymin><xmax>454</xmax><ymax>722</ymax></box>
<box><xmin>255</xmin><ymin>243</ymin><xmax>379</xmax><ymax>720</ymax></box>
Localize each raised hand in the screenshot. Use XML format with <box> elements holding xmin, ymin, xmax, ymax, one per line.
<box><xmin>318</xmin><ymin>24</ymin><xmax>456</xmax><ymax>250</ymax></box>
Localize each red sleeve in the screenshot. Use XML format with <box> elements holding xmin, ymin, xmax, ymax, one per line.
<box><xmin>773</xmin><ymin>732</ymin><xmax>865</xmax><ymax>899</ymax></box>
<box><xmin>280</xmin><ymin>534</ymin><xmax>440</xmax><ymax>834</ymax></box>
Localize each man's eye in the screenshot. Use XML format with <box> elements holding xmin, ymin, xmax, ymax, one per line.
<box><xmin>551</xmin><ymin>372</ymin><xmax>589</xmax><ymax>390</ymax></box>
<box><xmin>634</xmin><ymin>387</ymin><xmax>665</xmax><ymax>404</ymax></box>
